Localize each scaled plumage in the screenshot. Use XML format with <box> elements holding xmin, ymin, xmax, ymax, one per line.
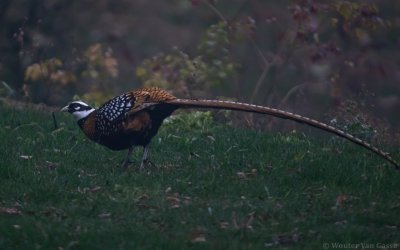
<box><xmin>61</xmin><ymin>87</ymin><xmax>399</xmax><ymax>170</ymax></box>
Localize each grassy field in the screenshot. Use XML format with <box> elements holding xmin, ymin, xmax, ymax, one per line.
<box><xmin>0</xmin><ymin>104</ymin><xmax>399</xmax><ymax>250</ymax></box>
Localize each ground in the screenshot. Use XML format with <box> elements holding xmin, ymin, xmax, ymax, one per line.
<box><xmin>0</xmin><ymin>105</ymin><xmax>399</xmax><ymax>249</ymax></box>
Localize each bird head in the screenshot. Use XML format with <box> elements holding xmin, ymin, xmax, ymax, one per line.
<box><xmin>61</xmin><ymin>101</ymin><xmax>95</xmax><ymax>120</ymax></box>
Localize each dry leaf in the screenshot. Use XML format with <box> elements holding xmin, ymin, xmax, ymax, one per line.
<box><xmin>137</xmin><ymin>204</ymin><xmax>159</xmax><ymax>210</ymax></box>
<box><xmin>264</xmin><ymin>164</ymin><xmax>273</xmax><ymax>171</ymax></box>
<box><xmin>182</xmin><ymin>196</ymin><xmax>192</xmax><ymax>205</ymax></box>
<box><xmin>332</xmin><ymin>193</ymin><xmax>348</xmax><ymax>210</ymax></box>
<box><xmin>334</xmin><ymin>220</ymin><xmax>348</xmax><ymax>226</ymax></box>
<box><xmin>165</xmin><ymin>191</ymin><xmax>183</xmax><ymax>209</ymax></box>
<box><xmin>98</xmin><ymin>213</ymin><xmax>111</xmax><ymax>218</ymax></box>
<box><xmin>166</xmin><ymin>195</ymin><xmax>181</xmax><ymax>208</ymax></box>
<box><xmin>231</xmin><ymin>211</ymin><xmax>256</xmax><ymax>230</ymax></box>
<box><xmin>135</xmin><ymin>194</ymin><xmax>149</xmax><ymax>202</ymax></box>
<box><xmin>207</xmin><ymin>135</ymin><xmax>216</xmax><ymax>142</ymax></box>
<box><xmin>385</xmin><ymin>225</ymin><xmax>398</xmax><ymax>230</ymax></box>
<box><xmin>77</xmin><ymin>186</ymin><xmax>101</xmax><ymax>194</ymax></box>
<box><xmin>166</xmin><ymin>196</ymin><xmax>180</xmax><ymax>203</ymax></box>
<box><xmin>20</xmin><ymin>155</ymin><xmax>32</xmax><ymax>160</ymax></box>
<box><xmin>0</xmin><ymin>207</ymin><xmax>22</xmax><ymax>215</ymax></box>
<box><xmin>189</xmin><ymin>230</ymin><xmax>207</xmax><ymax>243</ymax></box>
<box><xmin>236</xmin><ymin>172</ymin><xmax>247</xmax><ymax>180</ymax></box>
<box><xmin>336</xmin><ymin>194</ymin><xmax>347</xmax><ymax>205</ymax></box>
<box><xmin>237</xmin><ymin>169</ymin><xmax>258</xmax><ymax>180</ymax></box>
<box><xmin>243</xmin><ymin>212</ymin><xmax>255</xmax><ymax>230</ymax></box>
<box><xmin>232</xmin><ymin>212</ymin><xmax>239</xmax><ymax>229</ymax></box>
<box><xmin>89</xmin><ymin>186</ymin><xmax>101</xmax><ymax>192</ymax></box>
<box><xmin>273</xmin><ymin>228</ymin><xmax>302</xmax><ymax>245</ymax></box>
<box><xmin>45</xmin><ymin>161</ymin><xmax>59</xmax><ymax>170</ymax></box>
<box><xmin>219</xmin><ymin>221</ymin><xmax>230</xmax><ymax>229</ymax></box>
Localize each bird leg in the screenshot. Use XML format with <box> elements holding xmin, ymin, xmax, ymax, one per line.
<box><xmin>139</xmin><ymin>144</ymin><xmax>151</xmax><ymax>171</ymax></box>
<box><xmin>121</xmin><ymin>146</ymin><xmax>134</xmax><ymax>170</ymax></box>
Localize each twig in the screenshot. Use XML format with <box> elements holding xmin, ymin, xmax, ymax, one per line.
<box><xmin>202</xmin><ymin>0</ymin><xmax>274</xmax><ymax>105</ymax></box>
<box><xmin>277</xmin><ymin>83</ymin><xmax>306</xmax><ymax>110</ymax></box>
<box><xmin>250</xmin><ymin>37</ymin><xmax>268</xmax><ymax>65</ymax></box>
<box><xmin>266</xmin><ymin>83</ymin><xmax>306</xmax><ymax>130</ymax></box>
<box><xmin>52</xmin><ymin>112</ymin><xmax>58</xmax><ymax>130</ymax></box>
<box><xmin>202</xmin><ymin>0</ymin><xmax>228</xmax><ymax>24</ymax></box>
<box><xmin>249</xmin><ymin>57</ymin><xmax>271</xmax><ymax>104</ymax></box>
<box><xmin>1</xmin><ymin>81</ymin><xmax>15</xmax><ymax>96</ymax></box>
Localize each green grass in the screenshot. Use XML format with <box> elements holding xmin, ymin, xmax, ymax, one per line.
<box><xmin>0</xmin><ymin>105</ymin><xmax>399</xmax><ymax>250</ymax></box>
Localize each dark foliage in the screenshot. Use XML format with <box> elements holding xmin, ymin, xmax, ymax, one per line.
<box><xmin>0</xmin><ymin>0</ymin><xmax>399</xmax><ymax>137</ymax></box>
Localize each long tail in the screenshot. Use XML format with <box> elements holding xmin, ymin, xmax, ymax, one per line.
<box><xmin>165</xmin><ymin>98</ymin><xmax>399</xmax><ymax>169</ymax></box>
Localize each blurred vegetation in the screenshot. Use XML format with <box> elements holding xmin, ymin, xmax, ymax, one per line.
<box><xmin>0</xmin><ymin>0</ymin><xmax>399</xmax><ymax>138</ymax></box>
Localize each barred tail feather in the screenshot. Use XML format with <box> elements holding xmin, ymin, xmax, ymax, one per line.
<box><xmin>165</xmin><ymin>98</ymin><xmax>399</xmax><ymax>169</ymax></box>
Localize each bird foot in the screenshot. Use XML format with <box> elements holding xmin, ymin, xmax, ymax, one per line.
<box><xmin>139</xmin><ymin>159</ymin><xmax>155</xmax><ymax>171</ymax></box>
<box><xmin>121</xmin><ymin>160</ymin><xmax>134</xmax><ymax>171</ymax></box>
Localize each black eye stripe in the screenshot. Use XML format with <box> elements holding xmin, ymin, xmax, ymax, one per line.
<box><xmin>70</xmin><ymin>103</ymin><xmax>90</xmax><ymax>111</ymax></box>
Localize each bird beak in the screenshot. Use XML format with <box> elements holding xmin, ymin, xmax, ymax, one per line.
<box><xmin>60</xmin><ymin>105</ymin><xmax>69</xmax><ymax>112</ymax></box>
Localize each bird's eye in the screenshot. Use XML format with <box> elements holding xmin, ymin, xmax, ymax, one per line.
<box><xmin>75</xmin><ymin>106</ymin><xmax>81</xmax><ymax>110</ymax></box>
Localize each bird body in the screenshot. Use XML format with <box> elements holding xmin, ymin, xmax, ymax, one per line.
<box><xmin>70</xmin><ymin>89</ymin><xmax>176</xmax><ymax>151</ymax></box>
<box><xmin>62</xmin><ymin>87</ymin><xmax>399</xmax><ymax>170</ymax></box>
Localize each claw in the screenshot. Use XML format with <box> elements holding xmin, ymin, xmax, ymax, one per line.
<box><xmin>139</xmin><ymin>144</ymin><xmax>151</xmax><ymax>171</ymax></box>
<box><xmin>121</xmin><ymin>147</ymin><xmax>134</xmax><ymax>171</ymax></box>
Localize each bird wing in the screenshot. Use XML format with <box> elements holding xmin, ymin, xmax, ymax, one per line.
<box><xmin>125</xmin><ymin>87</ymin><xmax>177</xmax><ymax>116</ymax></box>
<box><xmin>97</xmin><ymin>93</ymin><xmax>137</xmax><ymax>122</ymax></box>
<box><xmin>97</xmin><ymin>87</ymin><xmax>177</xmax><ymax>121</ymax></box>
<box><xmin>131</xmin><ymin>87</ymin><xmax>176</xmax><ymax>102</ymax></box>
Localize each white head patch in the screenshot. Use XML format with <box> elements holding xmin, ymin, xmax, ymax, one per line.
<box><xmin>71</xmin><ymin>108</ymin><xmax>95</xmax><ymax>120</ymax></box>
<box><xmin>66</xmin><ymin>101</ymin><xmax>96</xmax><ymax>120</ymax></box>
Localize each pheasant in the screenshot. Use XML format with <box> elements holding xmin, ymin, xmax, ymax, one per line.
<box><xmin>61</xmin><ymin>87</ymin><xmax>399</xmax><ymax>170</ymax></box>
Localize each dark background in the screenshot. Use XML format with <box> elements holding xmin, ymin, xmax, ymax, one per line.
<box><xmin>1</xmin><ymin>0</ymin><xmax>399</xmax><ymax>139</ymax></box>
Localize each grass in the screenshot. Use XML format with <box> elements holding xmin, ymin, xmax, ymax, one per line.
<box><xmin>0</xmin><ymin>104</ymin><xmax>399</xmax><ymax>250</ymax></box>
